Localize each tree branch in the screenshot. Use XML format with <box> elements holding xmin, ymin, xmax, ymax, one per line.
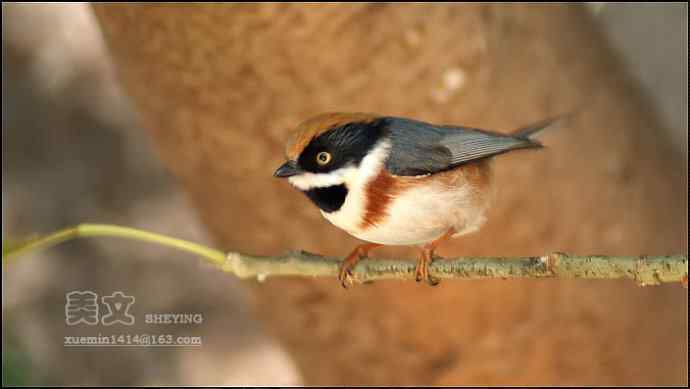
<box><xmin>3</xmin><ymin>224</ymin><xmax>687</xmax><ymax>287</ymax></box>
<box><xmin>225</xmin><ymin>250</ymin><xmax>688</xmax><ymax>287</ymax></box>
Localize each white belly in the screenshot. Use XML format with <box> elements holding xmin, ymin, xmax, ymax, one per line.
<box><xmin>322</xmin><ymin>175</ymin><xmax>490</xmax><ymax>246</ymax></box>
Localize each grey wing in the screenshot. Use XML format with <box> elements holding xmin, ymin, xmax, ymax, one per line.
<box><xmin>383</xmin><ymin>117</ymin><xmax>542</xmax><ymax>176</ymax></box>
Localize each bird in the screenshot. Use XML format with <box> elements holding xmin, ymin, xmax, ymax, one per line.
<box><xmin>273</xmin><ymin>112</ymin><xmax>566</xmax><ymax>288</ymax></box>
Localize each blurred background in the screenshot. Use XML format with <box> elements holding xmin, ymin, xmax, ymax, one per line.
<box><xmin>2</xmin><ymin>3</ymin><xmax>687</xmax><ymax>386</ymax></box>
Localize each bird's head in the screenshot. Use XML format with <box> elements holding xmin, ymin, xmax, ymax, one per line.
<box><xmin>273</xmin><ymin>112</ymin><xmax>390</xmax><ymax>212</ymax></box>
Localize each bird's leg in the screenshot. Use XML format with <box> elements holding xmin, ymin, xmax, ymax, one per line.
<box><xmin>416</xmin><ymin>228</ymin><xmax>456</xmax><ymax>286</ymax></box>
<box><xmin>338</xmin><ymin>243</ymin><xmax>381</xmax><ymax>289</ymax></box>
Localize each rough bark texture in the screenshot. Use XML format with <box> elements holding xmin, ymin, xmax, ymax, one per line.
<box><xmin>93</xmin><ymin>4</ymin><xmax>687</xmax><ymax>385</ymax></box>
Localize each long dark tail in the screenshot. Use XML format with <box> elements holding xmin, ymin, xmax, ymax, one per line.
<box><xmin>511</xmin><ymin>112</ymin><xmax>576</xmax><ymax>140</ymax></box>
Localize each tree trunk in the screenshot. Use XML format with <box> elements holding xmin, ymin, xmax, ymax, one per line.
<box><xmin>93</xmin><ymin>4</ymin><xmax>687</xmax><ymax>385</ymax></box>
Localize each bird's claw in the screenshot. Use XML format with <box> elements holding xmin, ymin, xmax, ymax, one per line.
<box><xmin>338</xmin><ymin>252</ymin><xmax>362</xmax><ymax>289</ymax></box>
<box><xmin>338</xmin><ymin>265</ymin><xmax>354</xmax><ymax>289</ymax></box>
<box><xmin>415</xmin><ymin>264</ymin><xmax>425</xmax><ymax>283</ymax></box>
<box><xmin>415</xmin><ymin>253</ymin><xmax>441</xmax><ymax>286</ymax></box>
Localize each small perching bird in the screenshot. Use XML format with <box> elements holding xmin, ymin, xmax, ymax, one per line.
<box><xmin>274</xmin><ymin>112</ymin><xmax>565</xmax><ymax>288</ymax></box>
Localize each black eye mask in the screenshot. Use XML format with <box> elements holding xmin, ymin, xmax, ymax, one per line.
<box><xmin>297</xmin><ymin>119</ymin><xmax>388</xmax><ymax>174</ymax></box>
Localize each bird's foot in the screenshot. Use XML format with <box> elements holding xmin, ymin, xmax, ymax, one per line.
<box><xmin>415</xmin><ymin>249</ymin><xmax>440</xmax><ymax>286</ymax></box>
<box><xmin>415</xmin><ymin>228</ymin><xmax>456</xmax><ymax>286</ymax></box>
<box><xmin>338</xmin><ymin>243</ymin><xmax>380</xmax><ymax>289</ymax></box>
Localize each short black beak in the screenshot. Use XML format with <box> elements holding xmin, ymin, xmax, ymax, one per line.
<box><xmin>273</xmin><ymin>161</ymin><xmax>301</xmax><ymax>178</ymax></box>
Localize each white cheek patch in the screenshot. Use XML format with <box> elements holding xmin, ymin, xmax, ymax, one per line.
<box><xmin>287</xmin><ymin>140</ymin><xmax>392</xmax><ymax>191</ymax></box>
<box><xmin>356</xmin><ymin>140</ymin><xmax>391</xmax><ymax>182</ymax></box>
<box><xmin>287</xmin><ymin>167</ymin><xmax>357</xmax><ymax>190</ymax></box>
<box><xmin>318</xmin><ymin>140</ymin><xmax>393</xmax><ymax>234</ymax></box>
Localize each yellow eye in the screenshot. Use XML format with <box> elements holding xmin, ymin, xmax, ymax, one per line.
<box><xmin>316</xmin><ymin>151</ymin><xmax>332</xmax><ymax>166</ymax></box>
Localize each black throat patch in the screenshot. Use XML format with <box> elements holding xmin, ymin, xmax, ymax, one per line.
<box><xmin>303</xmin><ymin>184</ymin><xmax>348</xmax><ymax>213</ymax></box>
